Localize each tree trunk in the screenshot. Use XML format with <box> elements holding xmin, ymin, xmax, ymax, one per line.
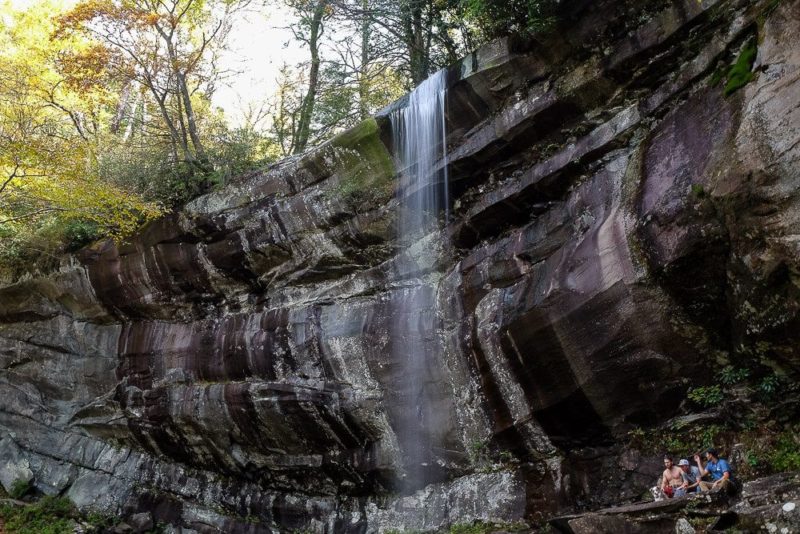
<box><xmin>175</xmin><ymin>89</ymin><xmax>191</xmax><ymax>157</ymax></box>
<box><xmin>177</xmin><ymin>70</ymin><xmax>208</xmax><ymax>165</ymax></box>
<box><xmin>148</xmin><ymin>84</ymin><xmax>187</xmax><ymax>164</ymax></box>
<box><xmin>358</xmin><ymin>0</ymin><xmax>370</xmax><ymax>120</ymax></box>
<box><xmin>110</xmin><ymin>83</ymin><xmax>131</xmax><ymax>135</ymax></box>
<box><xmin>157</xmin><ymin>22</ymin><xmax>209</xmax><ymax>166</ymax></box>
<box><xmin>404</xmin><ymin>0</ymin><xmax>429</xmax><ymax>85</ymax></box>
<box><xmin>293</xmin><ymin>0</ymin><xmax>327</xmax><ymax>154</ymax></box>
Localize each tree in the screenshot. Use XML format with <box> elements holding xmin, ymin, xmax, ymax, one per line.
<box><xmin>461</xmin><ymin>0</ymin><xmax>557</xmax><ymax>39</ymax></box>
<box><xmin>329</xmin><ymin>0</ymin><xmax>470</xmax><ymax>86</ymax></box>
<box><xmin>267</xmin><ymin>0</ymin><xmax>407</xmax><ymax>153</ymax></box>
<box><xmin>269</xmin><ymin>63</ymin><xmax>305</xmax><ymax>156</ymax></box>
<box><xmin>55</xmin><ymin>0</ymin><xmax>242</xmax><ymax>174</ymax></box>
<box><xmin>0</xmin><ymin>2</ymin><xmax>160</xmax><ymax>276</ymax></box>
<box><xmin>284</xmin><ymin>0</ymin><xmax>332</xmax><ymax>154</ymax></box>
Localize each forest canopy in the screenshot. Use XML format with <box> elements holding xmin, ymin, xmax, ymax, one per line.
<box><xmin>0</xmin><ymin>0</ymin><xmax>557</xmax><ymax>278</ymax></box>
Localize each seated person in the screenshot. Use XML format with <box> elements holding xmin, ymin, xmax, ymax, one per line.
<box><xmin>694</xmin><ymin>448</ymin><xmax>736</xmax><ymax>494</ymax></box>
<box><xmin>678</xmin><ymin>458</ymin><xmax>701</xmax><ymax>493</ymax></box>
<box><xmin>661</xmin><ymin>455</ymin><xmax>684</xmax><ymax>497</ymax></box>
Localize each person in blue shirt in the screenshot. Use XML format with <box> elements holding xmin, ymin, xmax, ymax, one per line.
<box><xmin>694</xmin><ymin>448</ymin><xmax>736</xmax><ymax>493</ymax></box>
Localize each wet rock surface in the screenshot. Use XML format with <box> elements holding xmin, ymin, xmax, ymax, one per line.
<box><xmin>1</xmin><ymin>0</ymin><xmax>799</xmax><ymax>531</ymax></box>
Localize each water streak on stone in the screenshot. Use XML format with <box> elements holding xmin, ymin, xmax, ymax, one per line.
<box><xmin>390</xmin><ymin>69</ymin><xmax>449</xmax><ymax>490</ymax></box>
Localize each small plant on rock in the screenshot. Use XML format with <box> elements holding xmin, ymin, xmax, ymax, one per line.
<box><xmin>767</xmin><ymin>427</ymin><xmax>800</xmax><ymax>472</ymax></box>
<box><xmin>687</xmin><ymin>385</ymin><xmax>724</xmax><ymax>408</ymax></box>
<box><xmin>690</xmin><ymin>183</ymin><xmax>707</xmax><ymax>198</ymax></box>
<box><xmin>85</xmin><ymin>510</ymin><xmax>121</xmax><ymax>531</ymax></box>
<box><xmin>498</xmin><ymin>450</ymin><xmax>515</xmax><ymax>463</ymax></box>
<box><xmin>0</xmin><ymin>495</ymin><xmax>75</xmax><ymax>534</ymax></box>
<box><xmin>756</xmin><ymin>374</ymin><xmax>782</xmax><ymax>400</ymax></box>
<box><xmin>9</xmin><ymin>478</ymin><xmax>32</xmax><ymax>499</ymax></box>
<box><xmin>720</xmin><ymin>366</ymin><xmax>749</xmax><ymax>386</ymax></box>
<box><xmin>468</xmin><ymin>439</ymin><xmax>489</xmax><ymax>464</ymax></box>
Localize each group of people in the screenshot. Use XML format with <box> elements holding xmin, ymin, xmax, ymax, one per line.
<box><xmin>660</xmin><ymin>448</ymin><xmax>735</xmax><ymax>498</ymax></box>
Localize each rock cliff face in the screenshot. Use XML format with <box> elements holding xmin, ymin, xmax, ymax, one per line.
<box><xmin>1</xmin><ymin>0</ymin><xmax>799</xmax><ymax>531</ymax></box>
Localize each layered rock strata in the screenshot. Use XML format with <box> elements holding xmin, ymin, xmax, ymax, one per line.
<box><xmin>1</xmin><ymin>0</ymin><xmax>800</xmax><ymax>531</ymax></box>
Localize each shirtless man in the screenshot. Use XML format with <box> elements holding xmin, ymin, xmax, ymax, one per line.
<box><xmin>661</xmin><ymin>455</ymin><xmax>683</xmax><ymax>497</ymax></box>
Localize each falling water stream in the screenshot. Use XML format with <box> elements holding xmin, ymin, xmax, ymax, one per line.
<box><xmin>390</xmin><ymin>69</ymin><xmax>449</xmax><ymax>490</ymax></box>
<box><xmin>392</xmin><ymin>69</ymin><xmax>449</xmax><ymax>234</ymax></box>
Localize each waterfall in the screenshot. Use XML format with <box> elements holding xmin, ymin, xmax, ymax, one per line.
<box><xmin>393</xmin><ymin>69</ymin><xmax>449</xmax><ymax>236</ymax></box>
<box><xmin>389</xmin><ymin>69</ymin><xmax>449</xmax><ymax>490</ymax></box>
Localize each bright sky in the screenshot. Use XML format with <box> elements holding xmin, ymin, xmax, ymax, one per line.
<box><xmin>7</xmin><ymin>0</ymin><xmax>306</xmax><ymax>128</ymax></box>
<box><xmin>214</xmin><ymin>7</ymin><xmax>307</xmax><ymax>127</ymax></box>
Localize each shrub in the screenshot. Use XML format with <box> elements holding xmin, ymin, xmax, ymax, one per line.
<box><xmin>99</xmin><ymin>145</ymin><xmax>214</xmax><ymax>208</ymax></box>
<box><xmin>0</xmin><ymin>217</ymin><xmax>64</xmax><ymax>280</ymax></box>
<box><xmin>63</xmin><ymin>219</ymin><xmax>102</xmax><ymax>252</ymax></box>
<box><xmin>757</xmin><ymin>374</ymin><xmax>782</xmax><ymax>399</ymax></box>
<box><xmin>468</xmin><ymin>439</ymin><xmax>488</xmax><ymax>463</ymax></box>
<box><xmin>690</xmin><ymin>183</ymin><xmax>707</xmax><ymax>198</ymax></box>
<box><xmin>687</xmin><ymin>385</ymin><xmax>724</xmax><ymax>408</ymax></box>
<box><xmin>205</xmin><ymin>124</ymin><xmax>280</xmax><ymax>186</ymax></box>
<box><xmin>767</xmin><ymin>428</ymin><xmax>800</xmax><ymax>472</ymax></box>
<box><xmin>720</xmin><ymin>366</ymin><xmax>749</xmax><ymax>386</ymax></box>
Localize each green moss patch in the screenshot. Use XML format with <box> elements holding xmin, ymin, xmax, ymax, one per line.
<box><xmin>8</xmin><ymin>479</ymin><xmax>32</xmax><ymax>500</ymax></box>
<box><xmin>0</xmin><ymin>496</ymin><xmax>76</xmax><ymax>534</ymax></box>
<box><xmin>325</xmin><ymin>118</ymin><xmax>396</xmax><ymax>211</ymax></box>
<box><xmin>723</xmin><ymin>40</ymin><xmax>758</xmax><ymax>96</ymax></box>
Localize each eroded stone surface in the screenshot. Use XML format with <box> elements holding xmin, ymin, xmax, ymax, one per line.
<box><xmin>1</xmin><ymin>0</ymin><xmax>799</xmax><ymax>531</ymax></box>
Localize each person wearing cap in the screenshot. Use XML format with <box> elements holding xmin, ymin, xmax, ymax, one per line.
<box><xmin>694</xmin><ymin>448</ymin><xmax>735</xmax><ymax>493</ymax></box>
<box><xmin>678</xmin><ymin>458</ymin><xmax>702</xmax><ymax>493</ymax></box>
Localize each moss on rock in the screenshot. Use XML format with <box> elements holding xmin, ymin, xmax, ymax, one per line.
<box><xmin>723</xmin><ymin>40</ymin><xmax>758</xmax><ymax>96</ymax></box>
<box><xmin>325</xmin><ymin>118</ymin><xmax>396</xmax><ymax>211</ymax></box>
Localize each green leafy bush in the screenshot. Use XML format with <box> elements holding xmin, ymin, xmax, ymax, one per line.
<box><xmin>767</xmin><ymin>428</ymin><xmax>800</xmax><ymax>472</ymax></box>
<box><xmin>99</xmin><ymin>145</ymin><xmax>214</xmax><ymax>209</ymax></box>
<box><xmin>463</xmin><ymin>0</ymin><xmax>557</xmax><ymax>38</ymax></box>
<box><xmin>687</xmin><ymin>385</ymin><xmax>724</xmax><ymax>408</ymax></box>
<box><xmin>757</xmin><ymin>374</ymin><xmax>782</xmax><ymax>400</ymax></box>
<box><xmin>0</xmin><ymin>216</ymin><xmax>64</xmax><ymax>280</ymax></box>
<box><xmin>720</xmin><ymin>366</ymin><xmax>749</xmax><ymax>386</ymax></box>
<box><xmin>205</xmin><ymin>124</ymin><xmax>280</xmax><ymax>186</ymax></box>
<box><xmin>63</xmin><ymin>219</ymin><xmax>102</xmax><ymax>252</ymax></box>
<box><xmin>468</xmin><ymin>439</ymin><xmax>488</xmax><ymax>463</ymax></box>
